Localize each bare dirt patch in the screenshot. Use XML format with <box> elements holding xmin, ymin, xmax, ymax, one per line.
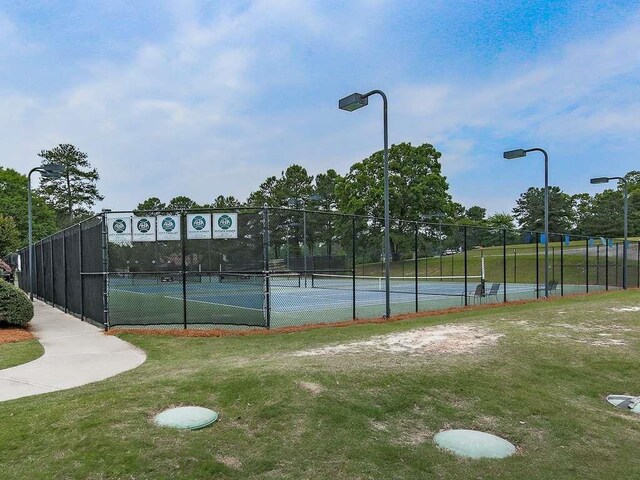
<box><xmin>216</xmin><ymin>455</ymin><xmax>242</xmax><ymax>470</ymax></box>
<box><xmin>291</xmin><ymin>325</ymin><xmax>503</xmax><ymax>357</ymax></box>
<box><xmin>298</xmin><ymin>381</ymin><xmax>324</xmax><ymax>395</ymax></box>
<box><xmin>611</xmin><ymin>306</ymin><xmax>640</xmax><ymax>312</ymax></box>
<box><xmin>0</xmin><ymin>325</ymin><xmax>34</xmax><ymax>344</ymax></box>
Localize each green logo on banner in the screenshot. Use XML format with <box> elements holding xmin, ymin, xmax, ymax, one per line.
<box><xmin>218</xmin><ymin>215</ymin><xmax>233</xmax><ymax>230</ymax></box>
<box><xmin>137</xmin><ymin>218</ymin><xmax>151</xmax><ymax>233</ymax></box>
<box><xmin>161</xmin><ymin>217</ymin><xmax>176</xmax><ymax>232</ymax></box>
<box><xmin>113</xmin><ymin>219</ymin><xmax>127</xmax><ymax>233</ymax></box>
<box><xmin>192</xmin><ymin>215</ymin><xmax>206</xmax><ymax>231</ymax></box>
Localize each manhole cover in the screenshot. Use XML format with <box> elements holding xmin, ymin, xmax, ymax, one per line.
<box><xmin>606</xmin><ymin>395</ymin><xmax>640</xmax><ymax>413</ymax></box>
<box><xmin>434</xmin><ymin>429</ymin><xmax>516</xmax><ymax>459</ymax></box>
<box><xmin>153</xmin><ymin>406</ymin><xmax>219</xmax><ymax>430</ymax></box>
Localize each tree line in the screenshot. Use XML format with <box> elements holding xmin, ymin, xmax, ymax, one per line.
<box><xmin>1</xmin><ymin>141</ymin><xmax>638</xmax><ymax>258</ymax></box>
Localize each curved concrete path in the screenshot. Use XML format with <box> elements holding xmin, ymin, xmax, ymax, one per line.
<box><xmin>0</xmin><ymin>300</ymin><xmax>146</xmax><ymax>402</ymax></box>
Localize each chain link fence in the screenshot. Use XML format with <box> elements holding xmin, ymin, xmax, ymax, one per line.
<box><xmin>14</xmin><ymin>214</ymin><xmax>105</xmax><ymax>327</ymax></box>
<box><xmin>10</xmin><ymin>208</ymin><xmax>638</xmax><ymax>330</ymax></box>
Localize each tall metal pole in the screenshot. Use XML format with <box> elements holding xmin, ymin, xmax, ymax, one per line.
<box><xmin>27</xmin><ymin>168</ymin><xmax>41</xmax><ymax>302</ymax></box>
<box><xmin>362</xmin><ymin>90</ymin><xmax>390</xmax><ymax>317</ymax></box>
<box><xmin>622</xmin><ymin>180</ymin><xmax>628</xmax><ymax>290</ymax></box>
<box><xmin>543</xmin><ymin>149</ymin><xmax>549</xmax><ymax>298</ymax></box>
<box><xmin>339</xmin><ymin>89</ymin><xmax>389</xmax><ymax>317</ymax></box>
<box><xmin>381</xmin><ymin>92</ymin><xmax>390</xmax><ymax>318</ymax></box>
<box><xmin>303</xmin><ymin>210</ymin><xmax>307</xmax><ymax>287</ymax></box>
<box><xmin>522</xmin><ymin>148</ymin><xmax>549</xmax><ymax>297</ymax></box>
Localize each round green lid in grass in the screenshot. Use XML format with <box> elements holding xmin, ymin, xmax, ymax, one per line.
<box><xmin>434</xmin><ymin>429</ymin><xmax>516</xmax><ymax>459</ymax></box>
<box><xmin>154</xmin><ymin>406</ymin><xmax>219</xmax><ymax>430</ymax></box>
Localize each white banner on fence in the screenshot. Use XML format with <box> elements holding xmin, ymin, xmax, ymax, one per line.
<box><xmin>132</xmin><ymin>216</ymin><xmax>156</xmax><ymax>242</ymax></box>
<box><xmin>212</xmin><ymin>213</ymin><xmax>238</xmax><ymax>239</ymax></box>
<box><xmin>156</xmin><ymin>215</ymin><xmax>181</xmax><ymax>241</ymax></box>
<box><xmin>107</xmin><ymin>215</ymin><xmax>132</xmax><ymax>243</ymax></box>
<box><xmin>186</xmin><ymin>213</ymin><xmax>211</xmax><ymax>239</ymax></box>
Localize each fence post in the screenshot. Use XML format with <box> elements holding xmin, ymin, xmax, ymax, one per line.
<box><xmin>503</xmin><ymin>229</ymin><xmax>507</xmax><ymax>302</ymax></box>
<box><xmin>181</xmin><ymin>212</ymin><xmax>187</xmax><ymax>330</ymax></box>
<box><xmin>560</xmin><ymin>235</ymin><xmax>564</xmax><ymax>296</ymax></box>
<box><xmin>463</xmin><ymin>226</ymin><xmax>468</xmax><ymax>307</ymax></box>
<box><xmin>637</xmin><ymin>241</ymin><xmax>640</xmax><ymax>288</ymax></box>
<box><xmin>536</xmin><ymin>233</ymin><xmax>540</xmax><ymax>299</ymax></box>
<box><xmin>596</xmin><ymin>244</ymin><xmax>600</xmax><ymax>285</ymax></box>
<box><xmin>40</xmin><ymin>241</ymin><xmax>44</xmax><ymax>300</ymax></box>
<box><xmin>79</xmin><ymin>225</ymin><xmax>85</xmax><ymax>320</ymax></box>
<box><xmin>605</xmin><ymin>241</ymin><xmax>609</xmax><ymax>291</ymax></box>
<box><xmin>414</xmin><ymin>222</ymin><xmax>418</xmax><ymax>313</ymax></box>
<box><xmin>101</xmin><ymin>213</ymin><xmax>110</xmax><ymax>331</ymax></box>
<box><xmin>50</xmin><ymin>238</ymin><xmax>56</xmax><ymax>307</ymax></box>
<box><xmin>63</xmin><ymin>231</ymin><xmax>68</xmax><ymax>312</ymax></box>
<box><xmin>263</xmin><ymin>206</ymin><xmax>271</xmax><ymax>329</ymax></box>
<box><xmin>585</xmin><ymin>238</ymin><xmax>589</xmax><ymax>293</ymax></box>
<box><xmin>352</xmin><ymin>217</ymin><xmax>356</xmax><ymax>320</ymax></box>
<box><xmin>615</xmin><ymin>242</ymin><xmax>619</xmax><ymax>287</ymax></box>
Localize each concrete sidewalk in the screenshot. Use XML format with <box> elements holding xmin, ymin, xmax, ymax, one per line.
<box><xmin>0</xmin><ymin>300</ymin><xmax>146</xmax><ymax>402</ymax></box>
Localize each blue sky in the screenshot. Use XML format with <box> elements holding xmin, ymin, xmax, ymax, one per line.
<box><xmin>1</xmin><ymin>0</ymin><xmax>639</xmax><ymax>215</ymax></box>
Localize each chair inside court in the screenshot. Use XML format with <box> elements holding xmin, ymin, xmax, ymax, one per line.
<box><xmin>468</xmin><ymin>282</ymin><xmax>501</xmax><ymax>304</ymax></box>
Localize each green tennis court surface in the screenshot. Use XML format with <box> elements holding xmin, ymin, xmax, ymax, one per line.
<box><xmin>107</xmin><ymin>272</ymin><xmax>603</xmax><ymax>328</ymax></box>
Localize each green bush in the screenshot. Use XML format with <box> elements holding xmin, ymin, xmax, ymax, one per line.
<box><xmin>0</xmin><ymin>279</ymin><xmax>33</xmax><ymax>326</ymax></box>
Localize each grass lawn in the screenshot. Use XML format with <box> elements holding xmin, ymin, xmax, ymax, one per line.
<box><xmin>359</xmin><ymin>240</ymin><xmax>639</xmax><ymax>287</ymax></box>
<box><xmin>0</xmin><ymin>339</ymin><xmax>44</xmax><ymax>370</ymax></box>
<box><xmin>1</xmin><ymin>290</ymin><xmax>640</xmax><ymax>479</ymax></box>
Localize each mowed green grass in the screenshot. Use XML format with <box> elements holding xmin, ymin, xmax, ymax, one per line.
<box><xmin>2</xmin><ymin>291</ymin><xmax>640</xmax><ymax>479</ymax></box>
<box><xmin>359</xmin><ymin>240</ymin><xmax>638</xmax><ymax>286</ymax></box>
<box><xmin>0</xmin><ymin>339</ymin><xmax>43</xmax><ymax>370</ymax></box>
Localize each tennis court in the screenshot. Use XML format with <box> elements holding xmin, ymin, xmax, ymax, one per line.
<box><xmin>106</xmin><ymin>271</ymin><xmax>597</xmax><ymax>328</ymax></box>
<box><xmin>16</xmin><ymin>207</ymin><xmax>624</xmax><ymax>330</ymax></box>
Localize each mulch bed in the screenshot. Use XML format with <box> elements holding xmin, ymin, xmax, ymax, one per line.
<box><xmin>0</xmin><ymin>325</ymin><xmax>34</xmax><ymax>344</ymax></box>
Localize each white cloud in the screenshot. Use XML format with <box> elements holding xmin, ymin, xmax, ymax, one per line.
<box><xmin>1</xmin><ymin>2</ymin><xmax>639</xmax><ymax>217</ymax></box>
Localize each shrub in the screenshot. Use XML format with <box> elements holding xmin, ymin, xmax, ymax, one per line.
<box><xmin>0</xmin><ymin>279</ymin><xmax>33</xmax><ymax>326</ymax></box>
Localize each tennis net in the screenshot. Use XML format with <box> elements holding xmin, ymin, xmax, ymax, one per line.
<box><xmin>219</xmin><ymin>272</ymin><xmax>301</xmax><ymax>288</ymax></box>
<box><xmin>110</xmin><ymin>272</ymin><xmax>201</xmax><ymax>286</ymax></box>
<box><xmin>311</xmin><ymin>273</ymin><xmax>483</xmax><ymax>296</ymax></box>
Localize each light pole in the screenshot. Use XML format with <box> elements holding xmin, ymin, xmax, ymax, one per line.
<box><xmin>504</xmin><ymin>148</ymin><xmax>550</xmax><ymax>298</ymax></box>
<box><xmin>339</xmin><ymin>90</ymin><xmax>390</xmax><ymax>317</ymax></box>
<box><xmin>28</xmin><ymin>164</ymin><xmax>64</xmax><ymax>300</ymax></box>
<box><xmin>591</xmin><ymin>176</ymin><xmax>628</xmax><ymax>289</ymax></box>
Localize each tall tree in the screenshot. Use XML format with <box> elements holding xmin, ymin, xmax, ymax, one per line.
<box><xmin>579</xmin><ymin>189</ymin><xmax>623</xmax><ymax>237</ymax></box>
<box><xmin>512</xmin><ymin>186</ymin><xmax>575</xmax><ymax>234</ymax></box>
<box><xmin>247</xmin><ymin>176</ymin><xmax>279</xmax><ymax>207</ymax></box>
<box><xmin>37</xmin><ymin>144</ymin><xmax>103</xmax><ymax>225</ymax></box>
<box><xmin>314</xmin><ymin>169</ymin><xmax>341</xmax><ymax>211</ymax></box>
<box><xmin>0</xmin><ymin>215</ymin><xmax>20</xmax><ymax>256</ymax></box>
<box><xmin>465</xmin><ymin>206</ymin><xmax>486</xmax><ymax>222</ymax></box>
<box><xmin>167</xmin><ymin>196</ymin><xmax>198</xmax><ymax>211</ymax></box>
<box><xmin>336</xmin><ymin>142</ymin><xmax>452</xmax><ymax>221</ymax></box>
<box><xmin>135</xmin><ymin>197</ymin><xmax>166</xmax><ymax>215</ymax></box>
<box><xmin>275</xmin><ymin>165</ymin><xmax>314</xmax><ymax>206</ymax></box>
<box><xmin>0</xmin><ymin>167</ymin><xmax>58</xmax><ymax>245</ymax></box>
<box><xmin>208</xmin><ymin>195</ymin><xmax>242</xmax><ymax>209</ymax></box>
<box><xmin>336</xmin><ymin>142</ymin><xmax>453</xmax><ymax>257</ymax></box>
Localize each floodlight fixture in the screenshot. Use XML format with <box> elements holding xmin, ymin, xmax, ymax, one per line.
<box><xmin>590</xmin><ymin>177</ymin><xmax>609</xmax><ymax>184</ymax></box>
<box><xmin>338</xmin><ymin>93</ymin><xmax>368</xmax><ymax>111</ymax></box>
<box><xmin>42</xmin><ymin>164</ymin><xmax>65</xmax><ymax>178</ymax></box>
<box><xmin>503</xmin><ymin>149</ymin><xmax>527</xmax><ymax>160</ymax></box>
